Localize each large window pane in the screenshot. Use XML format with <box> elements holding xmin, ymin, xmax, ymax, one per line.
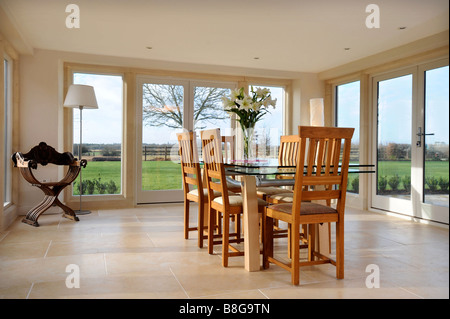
<box><xmin>193</xmin><ymin>86</ymin><xmax>233</xmax><ymax>162</ymax></box>
<box><xmin>377</xmin><ymin>74</ymin><xmax>412</xmax><ymax>198</ymax></box>
<box><xmin>194</xmin><ymin>86</ymin><xmax>231</xmax><ymax>133</ymax></box>
<box><xmin>424</xmin><ymin>66</ymin><xmax>449</xmax><ymax>207</ymax></box>
<box><xmin>251</xmin><ymin>85</ymin><xmax>284</xmax><ymax>159</ymax></box>
<box><xmin>72</xmin><ymin>73</ymin><xmax>123</xmax><ymax>195</ymax></box>
<box><xmin>336</xmin><ymin>81</ymin><xmax>360</xmax><ymax>194</ymax></box>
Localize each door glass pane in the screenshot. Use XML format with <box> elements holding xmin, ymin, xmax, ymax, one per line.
<box><xmin>336</xmin><ymin>81</ymin><xmax>360</xmax><ymax>194</ymax></box>
<box><xmin>424</xmin><ymin>66</ymin><xmax>449</xmax><ymax>207</ymax></box>
<box><xmin>141</xmin><ymin>83</ymin><xmax>184</xmax><ymax>191</ymax></box>
<box><xmin>73</xmin><ymin>73</ymin><xmax>123</xmax><ymax>195</ymax></box>
<box><xmin>377</xmin><ymin>74</ymin><xmax>412</xmax><ymax>199</ymax></box>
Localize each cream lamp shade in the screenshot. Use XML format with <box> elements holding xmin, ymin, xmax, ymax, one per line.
<box><xmin>310</xmin><ymin>98</ymin><xmax>324</xmax><ymax>126</ymax></box>
<box><xmin>64</xmin><ymin>84</ymin><xmax>98</xmax><ymax>109</ymax></box>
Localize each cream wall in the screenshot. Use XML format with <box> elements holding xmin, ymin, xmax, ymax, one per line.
<box><xmin>14</xmin><ymin>48</ymin><xmax>322</xmax><ymax>216</ymax></box>
<box><xmin>291</xmin><ymin>74</ymin><xmax>326</xmax><ymax>129</ymax></box>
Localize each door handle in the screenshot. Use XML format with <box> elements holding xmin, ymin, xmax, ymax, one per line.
<box><xmin>416</xmin><ymin>127</ymin><xmax>435</xmax><ymax>147</ymax></box>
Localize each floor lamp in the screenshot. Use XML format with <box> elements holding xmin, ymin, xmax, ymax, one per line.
<box><xmin>64</xmin><ymin>84</ymin><xmax>98</xmax><ymax>215</ymax></box>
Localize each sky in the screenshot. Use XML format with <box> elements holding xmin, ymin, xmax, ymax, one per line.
<box><xmin>377</xmin><ymin>66</ymin><xmax>449</xmax><ymax>145</ymax></box>
<box><xmin>336</xmin><ymin>80</ymin><xmax>360</xmax><ymax>144</ymax></box>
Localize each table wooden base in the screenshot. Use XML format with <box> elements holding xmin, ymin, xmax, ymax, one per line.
<box><xmin>240</xmin><ymin>176</ymin><xmax>331</xmax><ymax>272</ymax></box>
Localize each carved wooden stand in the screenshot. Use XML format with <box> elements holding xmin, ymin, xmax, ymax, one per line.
<box><xmin>12</xmin><ymin>142</ymin><xmax>87</xmax><ymax>227</ymax></box>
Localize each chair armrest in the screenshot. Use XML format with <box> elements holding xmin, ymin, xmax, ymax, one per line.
<box><xmin>12</xmin><ymin>152</ymin><xmax>38</xmax><ymax>169</ymax></box>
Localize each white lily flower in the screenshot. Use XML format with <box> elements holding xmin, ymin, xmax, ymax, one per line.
<box><xmin>230</xmin><ymin>89</ymin><xmax>241</xmax><ymax>101</ymax></box>
<box><xmin>255</xmin><ymin>87</ymin><xmax>265</xmax><ymax>98</ymax></box>
<box><xmin>252</xmin><ymin>101</ymin><xmax>262</xmax><ymax>111</ymax></box>
<box><xmin>269</xmin><ymin>98</ymin><xmax>277</xmax><ymax>108</ymax></box>
<box><xmin>261</xmin><ymin>88</ymin><xmax>270</xmax><ymax>97</ymax></box>
<box><xmin>237</xmin><ymin>96</ymin><xmax>252</xmax><ymax>110</ymax></box>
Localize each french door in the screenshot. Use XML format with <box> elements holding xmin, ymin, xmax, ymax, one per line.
<box><xmin>371</xmin><ymin>60</ymin><xmax>449</xmax><ymax>224</ymax></box>
<box><xmin>136</xmin><ymin>76</ymin><xmax>235</xmax><ymax>204</ymax></box>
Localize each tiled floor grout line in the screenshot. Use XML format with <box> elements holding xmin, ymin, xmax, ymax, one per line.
<box><xmin>43</xmin><ymin>240</ymin><xmax>52</xmax><ymax>258</ymax></box>
<box><xmin>398</xmin><ymin>286</ymin><xmax>425</xmax><ymax>299</ymax></box>
<box><xmin>0</xmin><ymin>231</ymin><xmax>9</xmax><ymax>243</ymax></box>
<box><xmin>169</xmin><ymin>266</ymin><xmax>190</xmax><ymax>299</ymax></box>
<box><xmin>258</xmin><ymin>289</ymin><xmax>271</xmax><ymax>299</ymax></box>
<box><xmin>26</xmin><ymin>282</ymin><xmax>34</xmax><ymax>299</ymax></box>
<box><xmin>146</xmin><ymin>232</ymin><xmax>158</xmax><ymax>247</ymax></box>
<box><xmin>103</xmin><ymin>253</ymin><xmax>108</xmax><ymax>276</ymax></box>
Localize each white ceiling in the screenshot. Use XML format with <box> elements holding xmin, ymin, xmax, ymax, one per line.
<box><xmin>1</xmin><ymin>0</ymin><xmax>449</xmax><ymax>74</ymax></box>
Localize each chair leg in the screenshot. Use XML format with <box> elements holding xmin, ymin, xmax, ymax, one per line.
<box><xmin>236</xmin><ymin>213</ymin><xmax>242</xmax><ymax>243</ymax></box>
<box><xmin>291</xmin><ymin>222</ymin><xmax>300</xmax><ymax>285</ymax></box>
<box><xmin>222</xmin><ymin>211</ymin><xmax>229</xmax><ymax>267</ymax></box>
<box><xmin>184</xmin><ymin>198</ymin><xmax>189</xmax><ymax>240</ymax></box>
<box><xmin>308</xmin><ymin>224</ymin><xmax>316</xmax><ymax>262</ymax></box>
<box><xmin>336</xmin><ymin>220</ymin><xmax>344</xmax><ymax>279</ymax></box>
<box><xmin>328</xmin><ymin>222</ymin><xmax>332</xmax><ymax>254</ymax></box>
<box><xmin>287</xmin><ymin>224</ymin><xmax>291</xmax><ymax>259</ymax></box>
<box><xmin>197</xmin><ymin>201</ymin><xmax>204</xmax><ymax>248</ymax></box>
<box><xmin>262</xmin><ymin>214</ymin><xmax>273</xmax><ymax>269</ymax></box>
<box><xmin>208</xmin><ymin>208</ymin><xmax>216</xmax><ymax>255</ymax></box>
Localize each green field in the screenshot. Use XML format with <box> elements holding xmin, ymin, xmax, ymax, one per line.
<box><xmin>73</xmin><ymin>161</ymin><xmax>182</xmax><ymax>195</ymax></box>
<box><xmin>73</xmin><ymin>160</ymin><xmax>449</xmax><ymax>195</ymax></box>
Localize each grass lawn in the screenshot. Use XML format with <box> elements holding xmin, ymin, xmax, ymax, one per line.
<box><xmin>73</xmin><ymin>160</ymin><xmax>182</xmax><ymax>195</ymax></box>
<box><xmin>73</xmin><ymin>160</ymin><xmax>449</xmax><ymax>195</ymax></box>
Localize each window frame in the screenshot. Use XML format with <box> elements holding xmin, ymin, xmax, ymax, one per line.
<box><xmin>3</xmin><ymin>54</ymin><xmax>13</xmax><ymax>208</ymax></box>
<box><xmin>63</xmin><ymin>66</ymin><xmax>127</xmax><ymax>207</ymax></box>
<box><xmin>330</xmin><ymin>76</ymin><xmax>367</xmax><ymax>208</ymax></box>
<box><xmin>334</xmin><ymin>79</ymin><xmax>361</xmax><ymax>195</ymax></box>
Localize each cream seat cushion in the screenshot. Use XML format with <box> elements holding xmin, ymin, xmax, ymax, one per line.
<box><xmin>213</xmin><ymin>195</ymin><xmax>267</xmax><ymax>207</ymax></box>
<box><xmin>188</xmin><ymin>188</ymin><xmax>234</xmax><ymax>197</ymax></box>
<box><xmin>267</xmin><ymin>192</ymin><xmax>294</xmax><ymax>203</ymax></box>
<box><xmin>256</xmin><ymin>187</ymin><xmax>291</xmax><ymax>197</ymax></box>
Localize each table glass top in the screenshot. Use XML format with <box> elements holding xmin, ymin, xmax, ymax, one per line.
<box><xmin>224</xmin><ymin>158</ymin><xmax>374</xmax><ymax>176</ymax></box>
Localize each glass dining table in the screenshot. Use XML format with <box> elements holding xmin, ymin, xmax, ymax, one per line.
<box><xmin>223</xmin><ymin>158</ymin><xmax>375</xmax><ymax>272</ymax></box>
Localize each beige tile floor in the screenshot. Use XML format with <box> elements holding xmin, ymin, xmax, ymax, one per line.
<box><xmin>0</xmin><ymin>203</ymin><xmax>448</xmax><ymax>299</ymax></box>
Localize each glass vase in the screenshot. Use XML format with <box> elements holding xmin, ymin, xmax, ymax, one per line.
<box><xmin>242</xmin><ymin>125</ymin><xmax>255</xmax><ymax>161</ymax></box>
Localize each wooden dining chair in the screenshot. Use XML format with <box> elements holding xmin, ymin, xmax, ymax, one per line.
<box><xmin>177</xmin><ymin>131</ymin><xmax>208</xmax><ymax>248</ymax></box>
<box><xmin>256</xmin><ymin>135</ymin><xmax>300</xmax><ymax>200</ymax></box>
<box><xmin>201</xmin><ymin>128</ymin><xmax>267</xmax><ymax>267</ymax></box>
<box><xmin>263</xmin><ymin>126</ymin><xmax>354</xmax><ymax>285</ymax></box>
